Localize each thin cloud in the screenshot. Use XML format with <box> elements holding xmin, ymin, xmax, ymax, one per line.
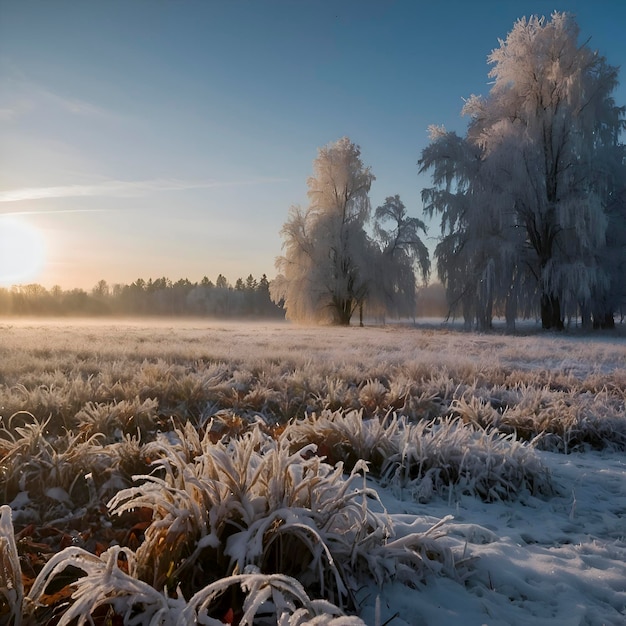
<box><xmin>0</xmin><ymin>177</ymin><xmax>288</xmax><ymax>203</ymax></box>
<box><xmin>0</xmin><ymin>208</ymin><xmax>111</xmax><ymax>218</ymax></box>
<box><xmin>38</xmin><ymin>86</ymin><xmax>123</xmax><ymax>122</ymax></box>
<box><xmin>0</xmin><ymin>107</ymin><xmax>20</xmax><ymax>121</ymax></box>
<box><xmin>0</xmin><ymin>59</ymin><xmax>125</xmax><ymax>124</ymax></box>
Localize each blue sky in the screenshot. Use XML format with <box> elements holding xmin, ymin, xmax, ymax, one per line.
<box><xmin>1</xmin><ymin>0</ymin><xmax>625</xmax><ymax>289</ymax></box>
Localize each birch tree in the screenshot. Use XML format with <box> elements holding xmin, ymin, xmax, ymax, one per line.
<box><xmin>271</xmin><ymin>137</ymin><xmax>375</xmax><ymax>325</ymax></box>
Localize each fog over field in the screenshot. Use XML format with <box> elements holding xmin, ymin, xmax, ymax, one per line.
<box><xmin>1</xmin><ymin>320</ymin><xmax>625</xmax><ymax>625</ymax></box>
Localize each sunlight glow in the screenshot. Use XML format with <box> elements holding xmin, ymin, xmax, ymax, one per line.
<box><xmin>0</xmin><ymin>216</ymin><xmax>46</xmax><ymax>286</ymax></box>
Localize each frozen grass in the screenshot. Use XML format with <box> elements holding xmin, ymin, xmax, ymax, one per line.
<box><xmin>21</xmin><ymin>542</ymin><xmax>366</xmax><ymax>625</ymax></box>
<box><xmin>107</xmin><ymin>425</ymin><xmax>461</xmax><ymax>609</ymax></box>
<box><xmin>1</xmin><ymin>320</ymin><xmax>625</xmax><ymax>450</ymax></box>
<box><xmin>285</xmin><ymin>410</ymin><xmax>553</xmax><ymax>502</ymax></box>
<box><xmin>1</xmin><ymin>319</ymin><xmax>625</xmax><ymax>623</ymax></box>
<box><xmin>0</xmin><ymin>505</ymin><xmax>23</xmax><ymax>626</ymax></box>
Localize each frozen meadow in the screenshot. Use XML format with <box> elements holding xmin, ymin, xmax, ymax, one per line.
<box><xmin>0</xmin><ymin>318</ymin><xmax>625</xmax><ymax>625</ymax></box>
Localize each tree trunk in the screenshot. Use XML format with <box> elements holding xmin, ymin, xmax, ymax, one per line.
<box><xmin>335</xmin><ymin>297</ymin><xmax>353</xmax><ymax>325</ymax></box>
<box><xmin>580</xmin><ymin>301</ymin><xmax>592</xmax><ymax>331</ymax></box>
<box><xmin>593</xmin><ymin>311</ymin><xmax>615</xmax><ymax>329</ymax></box>
<box><xmin>505</xmin><ymin>289</ymin><xmax>517</xmax><ymax>333</ymax></box>
<box><xmin>540</xmin><ymin>293</ymin><xmax>563</xmax><ymax>330</ymax></box>
<box><xmin>462</xmin><ymin>295</ymin><xmax>473</xmax><ymax>331</ymax></box>
<box><xmin>603</xmin><ymin>313</ymin><xmax>616</xmax><ymax>329</ymax></box>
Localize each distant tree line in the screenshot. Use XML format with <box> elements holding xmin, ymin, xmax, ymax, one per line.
<box><xmin>0</xmin><ymin>274</ymin><xmax>285</xmax><ymax>318</ymax></box>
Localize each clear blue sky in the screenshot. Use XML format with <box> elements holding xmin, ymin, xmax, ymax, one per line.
<box><xmin>1</xmin><ymin>0</ymin><xmax>624</xmax><ymax>290</ymax></box>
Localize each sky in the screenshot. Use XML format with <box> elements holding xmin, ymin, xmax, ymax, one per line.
<box><xmin>1</xmin><ymin>0</ymin><xmax>625</xmax><ymax>291</ymax></box>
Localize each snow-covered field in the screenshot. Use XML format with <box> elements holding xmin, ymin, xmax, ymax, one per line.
<box><xmin>0</xmin><ymin>319</ymin><xmax>625</xmax><ymax>625</ymax></box>
<box><xmin>369</xmin><ymin>449</ymin><xmax>626</xmax><ymax>626</ymax></box>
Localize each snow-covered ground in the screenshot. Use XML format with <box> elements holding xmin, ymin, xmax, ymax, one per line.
<box><xmin>365</xmin><ymin>449</ymin><xmax>626</xmax><ymax>626</ymax></box>
<box><xmin>351</xmin><ymin>321</ymin><xmax>626</xmax><ymax>625</ymax></box>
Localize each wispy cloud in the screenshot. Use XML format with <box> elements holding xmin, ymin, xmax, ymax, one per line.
<box><xmin>0</xmin><ymin>59</ymin><xmax>125</xmax><ymax>124</ymax></box>
<box><xmin>0</xmin><ymin>208</ymin><xmax>111</xmax><ymax>218</ymax></box>
<box><xmin>0</xmin><ymin>107</ymin><xmax>20</xmax><ymax>121</ymax></box>
<box><xmin>0</xmin><ymin>177</ymin><xmax>288</xmax><ymax>203</ymax></box>
<box><xmin>43</xmin><ymin>89</ymin><xmax>117</xmax><ymax>120</ymax></box>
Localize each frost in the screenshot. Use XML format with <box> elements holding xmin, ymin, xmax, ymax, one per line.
<box><xmin>0</xmin><ymin>505</ymin><xmax>23</xmax><ymax>626</ymax></box>
<box><xmin>45</xmin><ymin>486</ymin><xmax>72</xmax><ymax>503</ymax></box>
<box><xmin>2</xmin><ymin>321</ymin><xmax>626</xmax><ymax>624</ymax></box>
<box><xmin>419</xmin><ymin>11</ymin><xmax>625</xmax><ymax>330</ymax></box>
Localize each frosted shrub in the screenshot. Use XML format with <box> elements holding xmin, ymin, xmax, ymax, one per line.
<box><xmin>0</xmin><ymin>412</ymin><xmax>118</xmax><ymax>521</ymax></box>
<box><xmin>563</xmin><ymin>391</ymin><xmax>626</xmax><ymax>451</ymax></box>
<box><xmin>286</xmin><ymin>410</ymin><xmax>552</xmax><ymax>502</ymax></box>
<box><xmin>108</xmin><ymin>426</ymin><xmax>356</xmax><ymax>599</ymax></box>
<box><xmin>75</xmin><ymin>397</ymin><xmax>159</xmax><ymax>440</ymax></box>
<box><xmin>451</xmin><ymin>396</ymin><xmax>502</xmax><ymax>429</ymax></box>
<box><xmin>419</xmin><ymin>369</ymin><xmax>462</xmax><ymax>406</ymax></box>
<box><xmin>381</xmin><ymin>416</ymin><xmax>553</xmax><ymax>502</ymax></box>
<box><xmin>284</xmin><ymin>409</ymin><xmax>398</xmax><ymax>474</ymax></box>
<box><xmin>6</xmin><ymin>378</ymin><xmax>98</xmax><ymax>433</ymax></box>
<box><xmin>168</xmin><ymin>371</ymin><xmax>223</xmax><ymax>418</ymax></box>
<box><xmin>107</xmin><ymin>433</ymin><xmax>152</xmax><ymax>489</ymax></box>
<box><xmin>0</xmin><ymin>413</ymin><xmax>68</xmax><ymax>503</ymax></box>
<box><xmin>107</xmin><ymin>423</ymin><xmax>461</xmax><ymax>613</ymax></box>
<box><xmin>358</xmin><ymin>379</ymin><xmax>388</xmax><ymax>415</ymax></box>
<box><xmin>24</xmin><ymin>543</ymin><xmax>364</xmax><ymax>625</ymax></box>
<box><xmin>242</xmin><ymin>381</ymin><xmax>283</xmax><ymax>415</ymax></box>
<box><xmin>384</xmin><ymin>375</ymin><xmax>417</xmax><ymax>415</ymax></box>
<box><xmin>463</xmin><ymin>382</ymin><xmax>626</xmax><ymax>452</ymax></box>
<box><xmin>314</xmin><ymin>377</ymin><xmax>352</xmax><ymax>412</ymax></box>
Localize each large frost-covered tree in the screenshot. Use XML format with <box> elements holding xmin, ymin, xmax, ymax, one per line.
<box><xmin>420</xmin><ymin>12</ymin><xmax>625</xmax><ymax>330</ymax></box>
<box><xmin>271</xmin><ymin>138</ymin><xmax>375</xmax><ymax>325</ymax></box>
<box><xmin>420</xmin><ymin>126</ymin><xmax>531</xmax><ymax>331</ymax></box>
<box><xmin>272</xmin><ymin>138</ymin><xmax>430</xmax><ymax>325</ymax></box>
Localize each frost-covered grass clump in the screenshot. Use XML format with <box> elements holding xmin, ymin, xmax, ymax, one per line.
<box><xmin>1</xmin><ymin>319</ymin><xmax>625</xmax><ymax>624</ymax></box>
<box><xmin>286</xmin><ymin>410</ymin><xmax>553</xmax><ymax>502</ymax></box>
<box><xmin>108</xmin><ymin>423</ymin><xmax>460</xmax><ymax>600</ymax></box>
<box><xmin>2</xmin><ymin>424</ymin><xmax>462</xmax><ymax>625</ymax></box>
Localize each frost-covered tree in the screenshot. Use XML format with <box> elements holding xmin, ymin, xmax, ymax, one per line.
<box><xmin>420</xmin><ymin>128</ymin><xmax>489</xmax><ymax>329</ymax></box>
<box><xmin>586</xmin><ymin>154</ymin><xmax>626</xmax><ymax>328</ymax></box>
<box><xmin>420</xmin><ymin>12</ymin><xmax>625</xmax><ymax>330</ymax></box>
<box><xmin>271</xmin><ymin>138</ymin><xmax>374</xmax><ymax>325</ymax></box>
<box><xmin>272</xmin><ymin>138</ymin><xmax>429</xmax><ymax>325</ymax></box>
<box><xmin>368</xmin><ymin>195</ymin><xmax>430</xmax><ymax>319</ymax></box>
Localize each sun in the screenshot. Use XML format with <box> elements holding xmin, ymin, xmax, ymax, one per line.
<box><xmin>0</xmin><ymin>216</ymin><xmax>46</xmax><ymax>286</ymax></box>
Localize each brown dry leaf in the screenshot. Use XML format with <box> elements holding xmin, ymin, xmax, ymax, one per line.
<box><xmin>38</xmin><ymin>584</ymin><xmax>75</xmax><ymax>607</ymax></box>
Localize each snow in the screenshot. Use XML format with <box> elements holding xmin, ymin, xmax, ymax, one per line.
<box><xmin>362</xmin><ymin>449</ymin><xmax>626</xmax><ymax>626</ymax></box>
